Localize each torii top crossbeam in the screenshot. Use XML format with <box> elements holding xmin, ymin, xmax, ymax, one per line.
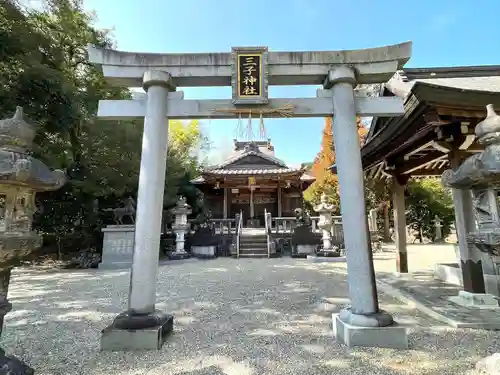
<box><xmin>88</xmin><ymin>42</ymin><xmax>412</xmax><ymax>87</ymax></box>
<box><xmin>87</xmin><ymin>42</ymin><xmax>412</xmax><ymax>120</ymax></box>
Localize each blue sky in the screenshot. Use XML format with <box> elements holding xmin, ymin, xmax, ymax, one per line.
<box><xmin>81</xmin><ymin>0</ymin><xmax>500</xmax><ymax>165</ymax></box>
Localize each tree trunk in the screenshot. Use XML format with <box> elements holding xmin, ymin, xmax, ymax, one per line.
<box><xmin>383</xmin><ymin>202</ymin><xmax>391</xmax><ymax>242</ymax></box>
<box><xmin>57</xmin><ymin>236</ymin><xmax>62</xmax><ymax>261</ymax></box>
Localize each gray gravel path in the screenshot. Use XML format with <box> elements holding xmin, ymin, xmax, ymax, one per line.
<box><xmin>2</xmin><ymin>258</ymin><xmax>498</xmax><ymax>375</ymax></box>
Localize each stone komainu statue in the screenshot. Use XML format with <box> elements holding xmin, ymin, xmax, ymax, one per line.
<box><xmin>102</xmin><ymin>197</ymin><xmax>136</xmax><ymax>225</ymax></box>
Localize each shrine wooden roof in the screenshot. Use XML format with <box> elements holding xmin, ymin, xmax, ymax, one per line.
<box><xmin>334</xmin><ymin>65</ymin><xmax>500</xmax><ymax>180</ymax></box>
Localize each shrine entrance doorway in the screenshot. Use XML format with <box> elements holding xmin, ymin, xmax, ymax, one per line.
<box><xmin>88</xmin><ymin>42</ymin><xmax>412</xmax><ymax>350</ymax></box>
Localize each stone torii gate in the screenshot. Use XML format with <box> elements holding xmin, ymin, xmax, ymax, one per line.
<box><xmin>88</xmin><ymin>42</ymin><xmax>412</xmax><ymax>351</ymax></box>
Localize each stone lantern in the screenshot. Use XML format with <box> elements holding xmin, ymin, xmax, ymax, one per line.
<box><xmin>0</xmin><ymin>107</ymin><xmax>66</xmax><ymax>373</ymax></box>
<box><xmin>433</xmin><ymin>215</ymin><xmax>443</xmax><ymax>242</ymax></box>
<box><xmin>170</xmin><ymin>196</ymin><xmax>192</xmax><ymax>260</ymax></box>
<box><xmin>314</xmin><ymin>193</ymin><xmax>339</xmax><ymax>256</ymax></box>
<box><xmin>442</xmin><ymin>104</ymin><xmax>500</xmax><ymax>307</ymax></box>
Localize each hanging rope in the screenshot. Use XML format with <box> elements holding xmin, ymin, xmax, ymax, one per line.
<box><xmin>246</xmin><ymin>111</ymin><xmax>253</xmax><ymax>140</ymax></box>
<box><xmin>213</xmin><ymin>104</ymin><xmax>294</xmax><ymax>141</ymax></box>
<box><xmin>212</xmin><ymin>103</ymin><xmax>294</xmax><ymax>118</ymax></box>
<box><xmin>259</xmin><ymin>111</ymin><xmax>266</xmax><ymax>139</ymax></box>
<box><xmin>235</xmin><ymin>112</ymin><xmax>244</xmax><ymax>138</ymax></box>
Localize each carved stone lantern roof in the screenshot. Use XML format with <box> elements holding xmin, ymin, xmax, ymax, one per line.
<box><xmin>170</xmin><ymin>196</ymin><xmax>192</xmax><ymax>215</ymax></box>
<box><xmin>442</xmin><ymin>104</ymin><xmax>500</xmax><ymax>190</ymax></box>
<box><xmin>442</xmin><ymin>104</ymin><xmax>500</xmax><ymax>255</ymax></box>
<box><xmin>475</xmin><ymin>104</ymin><xmax>500</xmax><ymax>144</ymax></box>
<box><xmin>0</xmin><ymin>107</ymin><xmax>66</xmax><ymax>191</ymax></box>
<box><xmin>0</xmin><ymin>107</ymin><xmax>36</xmax><ymax>153</ymax></box>
<box><xmin>314</xmin><ymin>193</ymin><xmax>336</xmax><ymax>213</ymax></box>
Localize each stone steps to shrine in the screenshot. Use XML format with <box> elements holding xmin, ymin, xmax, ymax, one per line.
<box><xmin>237</xmin><ymin>234</ymin><xmax>269</xmax><ymax>258</ymax></box>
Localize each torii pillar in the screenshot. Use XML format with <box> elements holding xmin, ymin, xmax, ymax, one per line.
<box><xmin>100</xmin><ymin>71</ymin><xmax>175</xmax><ymax>351</ymax></box>
<box><xmin>325</xmin><ymin>67</ymin><xmax>408</xmax><ymax>349</ymax></box>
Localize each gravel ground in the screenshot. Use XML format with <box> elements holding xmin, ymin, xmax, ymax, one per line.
<box><xmin>2</xmin><ymin>256</ymin><xmax>498</xmax><ymax>375</ymax></box>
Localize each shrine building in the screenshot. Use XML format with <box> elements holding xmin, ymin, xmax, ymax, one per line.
<box><xmin>190</xmin><ymin>139</ymin><xmax>315</xmax><ymax>226</ymax></box>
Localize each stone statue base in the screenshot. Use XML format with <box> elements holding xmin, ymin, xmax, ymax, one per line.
<box><xmin>0</xmin><ymin>274</ymin><xmax>34</xmax><ymax>374</ymax></box>
<box><xmin>100</xmin><ymin>225</ymin><xmax>135</xmax><ymax>269</ymax></box>
<box><xmin>307</xmin><ymin>255</ymin><xmax>346</xmax><ymax>263</ymax></box>
<box><xmin>292</xmin><ymin>244</ymin><xmax>316</xmax><ymax>257</ymax></box>
<box><xmin>168</xmin><ymin>250</ymin><xmax>191</xmax><ymax>260</ymax></box>
<box><xmin>191</xmin><ymin>245</ymin><xmax>216</xmax><ymax>258</ymax></box>
<box><xmin>0</xmin><ymin>349</ymin><xmax>34</xmax><ymax>374</ymax></box>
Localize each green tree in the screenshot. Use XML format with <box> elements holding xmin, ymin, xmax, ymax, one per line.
<box><xmin>1</xmin><ymin>0</ymin><xmax>208</xmax><ymax>257</ymax></box>
<box><xmin>165</xmin><ymin>120</ymin><xmax>209</xmax><ymax>211</ymax></box>
<box><xmin>405</xmin><ymin>178</ymin><xmax>455</xmax><ymax>241</ymax></box>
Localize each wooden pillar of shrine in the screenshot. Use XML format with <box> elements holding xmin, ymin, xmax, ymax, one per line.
<box><xmin>392</xmin><ymin>176</ymin><xmax>408</xmax><ymax>273</ymax></box>
<box><xmin>249</xmin><ymin>187</ymin><xmax>255</xmax><ymax>218</ymax></box>
<box><xmin>277</xmin><ymin>185</ymin><xmax>282</xmax><ymax>217</ymax></box>
<box><xmin>223</xmin><ymin>187</ymin><xmax>228</xmax><ymax>219</ymax></box>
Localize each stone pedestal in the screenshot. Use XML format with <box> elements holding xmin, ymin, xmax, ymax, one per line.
<box><xmin>100</xmin><ymin>225</ymin><xmax>135</xmax><ymax>269</ymax></box>
<box><xmin>295</xmin><ymin>244</ymin><xmax>316</xmax><ymax>256</ymax></box>
<box><xmin>100</xmin><ymin>311</ymin><xmax>173</xmax><ymax>351</ymax></box>
<box><xmin>448</xmin><ymin>290</ymin><xmax>499</xmax><ymax>308</ymax></box>
<box><xmin>307</xmin><ymin>255</ymin><xmax>346</xmax><ymax>263</ymax></box>
<box><xmin>332</xmin><ymin>314</ymin><xmax>408</xmax><ymax>349</ymax></box>
<box><xmin>191</xmin><ymin>245</ymin><xmax>216</xmax><ymax>258</ymax></box>
<box><xmin>169</xmin><ymin>229</ymin><xmax>190</xmax><ymax>260</ymax></box>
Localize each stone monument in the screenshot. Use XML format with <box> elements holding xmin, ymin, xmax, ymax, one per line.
<box><xmin>100</xmin><ymin>197</ymin><xmax>136</xmax><ymax>269</ymax></box>
<box><xmin>442</xmin><ymin>104</ymin><xmax>500</xmax><ymax>308</ymax></box>
<box><xmin>368</xmin><ymin>208</ymin><xmax>378</xmax><ymax>233</ymax></box>
<box><xmin>169</xmin><ymin>196</ymin><xmax>192</xmax><ymax>260</ymax></box>
<box><xmin>291</xmin><ymin>207</ymin><xmax>319</xmax><ymax>257</ymax></box>
<box><xmin>0</xmin><ymin>107</ymin><xmax>66</xmax><ymax>373</ymax></box>
<box><xmin>433</xmin><ymin>215</ymin><xmax>443</xmax><ymax>242</ymax></box>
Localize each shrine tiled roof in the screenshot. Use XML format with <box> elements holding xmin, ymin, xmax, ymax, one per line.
<box><xmin>215</xmin><ymin>150</ymin><xmax>288</xmax><ymax>169</ymax></box>
<box><xmin>191</xmin><ymin>140</ymin><xmax>316</xmax><ymax>184</ymax></box>
<box><xmin>205</xmin><ymin>167</ymin><xmax>301</xmax><ymax>175</ymax></box>
<box><xmin>190</xmin><ymin>169</ymin><xmax>315</xmax><ymax>184</ymax></box>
